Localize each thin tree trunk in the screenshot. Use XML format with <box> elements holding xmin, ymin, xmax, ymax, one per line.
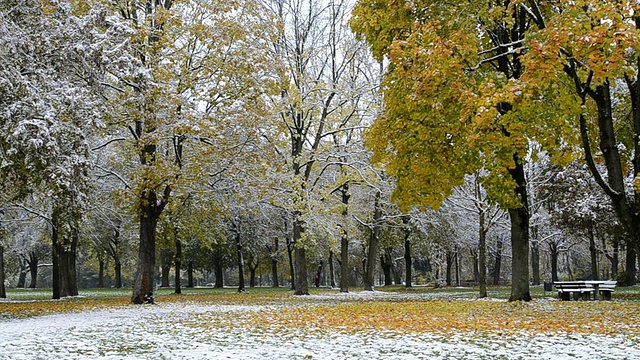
<box><xmin>286</xmin><ymin>231</ymin><xmax>295</xmax><ymax>291</ymax></box>
<box><xmin>479</xmin><ymin>210</ymin><xmax>487</xmax><ymax>298</ymax></box>
<box><xmin>340</xmin><ymin>186</ymin><xmax>350</xmax><ymax>292</ymax></box>
<box><xmin>17</xmin><ymin>261</ymin><xmax>26</xmax><ymax>289</ymax></box>
<box><xmin>328</xmin><ymin>251</ymin><xmax>336</xmax><ymax>288</ymax></box>
<box><xmin>381</xmin><ymin>251</ymin><xmax>392</xmax><ymax>286</ymax></box>
<box><xmin>493</xmin><ymin>237</ymin><xmax>503</xmax><ymax>286</ymax></box>
<box><xmin>99</xmin><ymin>260</ymin><xmax>105</xmax><ymax>288</ymax></box>
<box><xmin>270</xmin><ymin>237</ymin><xmax>280</xmax><ymax>288</ymax></box>
<box><xmin>550</xmin><ymin>242</ymin><xmax>559</xmax><ymax>282</ymax></box>
<box><xmin>531</xmin><ymin>226</ymin><xmax>540</xmax><ymax>286</ymax></box>
<box><xmin>174</xmin><ymin>238</ymin><xmax>182</xmax><ymax>294</ymax></box>
<box><xmin>187</xmin><ymin>260</ymin><xmax>194</xmax><ymax>288</ymax></box>
<box><xmin>0</xmin><ymin>245</ymin><xmax>6</xmax><ymax>298</ymax></box>
<box><xmin>446</xmin><ymin>251</ymin><xmax>454</xmax><ymax>286</ymax></box>
<box><xmin>364</xmin><ymin>191</ymin><xmax>381</xmax><ymax>291</ymax></box>
<box><xmin>588</xmin><ymin>223</ymin><xmax>598</xmax><ymax>280</ymax></box>
<box><xmin>403</xmin><ymin>216</ymin><xmax>412</xmax><ymax>288</ymax></box>
<box><xmin>454</xmin><ymin>245</ymin><xmax>460</xmax><ymax>287</ymax></box>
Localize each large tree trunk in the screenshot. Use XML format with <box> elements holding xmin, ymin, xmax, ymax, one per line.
<box><xmin>445</xmin><ymin>251</ymin><xmax>454</xmax><ymax>286</ymax></box>
<box><xmin>293</xmin><ymin>217</ymin><xmax>309</xmax><ymax>295</ymax></box>
<box><xmin>508</xmin><ymin>156</ymin><xmax>532</xmax><ymax>302</ymax></box>
<box><xmin>17</xmin><ymin>261</ymin><xmax>27</xmax><ymax>289</ymax></box>
<box><xmin>27</xmin><ymin>252</ymin><xmax>38</xmax><ymax>289</ymax></box>
<box><xmin>363</xmin><ymin>191</ymin><xmax>381</xmax><ymax>291</ymax></box>
<box><xmin>52</xmin><ymin>207</ymin><xmax>79</xmax><ymax>299</ymax></box>
<box><xmin>403</xmin><ymin>216</ymin><xmax>412</xmax><ymax>288</ymax></box>
<box><xmin>131</xmin><ymin>208</ymin><xmax>160</xmax><ymax>304</ymax></box>
<box><xmin>115</xmin><ymin>260</ymin><xmax>122</xmax><ymax>289</ymax></box>
<box><xmin>214</xmin><ymin>263</ymin><xmax>224</xmax><ymax>288</ymax></box>
<box><xmin>0</xmin><ymin>245</ymin><xmax>6</xmax><ymax>298</ymax></box>
<box><xmin>174</xmin><ymin>238</ymin><xmax>182</xmax><ymax>294</ymax></box>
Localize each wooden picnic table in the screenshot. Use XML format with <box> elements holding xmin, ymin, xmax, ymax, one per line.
<box><xmin>553</xmin><ymin>280</ymin><xmax>617</xmax><ymax>301</ymax></box>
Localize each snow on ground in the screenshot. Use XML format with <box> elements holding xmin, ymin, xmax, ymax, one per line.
<box><xmin>0</xmin><ymin>294</ymin><xmax>638</xmax><ymax>360</ymax></box>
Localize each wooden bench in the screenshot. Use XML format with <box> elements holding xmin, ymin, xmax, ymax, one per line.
<box><xmin>598</xmin><ymin>280</ymin><xmax>617</xmax><ymax>300</ymax></box>
<box><xmin>554</xmin><ymin>281</ymin><xmax>595</xmax><ymax>301</ymax></box>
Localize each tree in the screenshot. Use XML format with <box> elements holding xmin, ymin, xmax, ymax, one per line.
<box><xmin>351</xmin><ymin>0</ymin><xmax>579</xmax><ymax>301</ymax></box>
<box><xmin>516</xmin><ymin>1</ymin><xmax>640</xmax><ymax>285</ymax></box>
<box><xmin>100</xmin><ymin>0</ymin><xmax>273</xmax><ymax>303</ymax></box>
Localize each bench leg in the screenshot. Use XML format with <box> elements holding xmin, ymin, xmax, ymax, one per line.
<box><xmin>559</xmin><ymin>292</ymin><xmax>570</xmax><ymax>301</ymax></box>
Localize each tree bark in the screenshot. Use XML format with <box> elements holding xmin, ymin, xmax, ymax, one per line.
<box><xmin>507</xmin><ymin>156</ymin><xmax>532</xmax><ymax>302</ymax></box>
<box><xmin>363</xmin><ymin>191</ymin><xmax>381</xmax><ymax>291</ymax></box>
<box><xmin>531</xmin><ymin>226</ymin><xmax>540</xmax><ymax>286</ymax></box>
<box><xmin>446</xmin><ymin>251</ymin><xmax>454</xmax><ymax>286</ymax></box>
<box><xmin>270</xmin><ymin>237</ymin><xmax>280</xmax><ymax>288</ymax></box>
<box><xmin>17</xmin><ymin>261</ymin><xmax>26</xmax><ymax>289</ymax></box>
<box><xmin>381</xmin><ymin>251</ymin><xmax>392</xmax><ymax>286</ymax></box>
<box><xmin>131</xmin><ymin>207</ymin><xmax>160</xmax><ymax>304</ymax></box>
<box><xmin>51</xmin><ymin>206</ymin><xmax>79</xmax><ymax>299</ymax></box>
<box><xmin>214</xmin><ymin>262</ymin><xmax>224</xmax><ymax>288</ymax></box>
<box><xmin>328</xmin><ymin>251</ymin><xmax>336</xmax><ymax>288</ymax></box>
<box><xmin>286</xmin><ymin>229</ymin><xmax>295</xmax><ymax>291</ymax></box>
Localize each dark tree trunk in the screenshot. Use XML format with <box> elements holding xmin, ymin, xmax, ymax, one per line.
<box><xmin>174</xmin><ymin>238</ymin><xmax>182</xmax><ymax>294</ymax></box>
<box><xmin>507</xmin><ymin>156</ymin><xmax>532</xmax><ymax>302</ymax></box>
<box><xmin>446</xmin><ymin>251</ymin><xmax>454</xmax><ymax>286</ymax></box>
<box><xmin>403</xmin><ymin>216</ymin><xmax>412</xmax><ymax>288</ymax></box>
<box><xmin>115</xmin><ymin>261</ymin><xmax>122</xmax><ymax>289</ymax></box>
<box><xmin>286</xmin><ymin>231</ymin><xmax>295</xmax><ymax>290</ymax></box>
<box><xmin>293</xmin><ymin>216</ymin><xmax>309</xmax><ymax>295</ymax></box>
<box><xmin>550</xmin><ymin>242</ymin><xmax>559</xmax><ymax>282</ymax></box>
<box><xmin>187</xmin><ymin>260</ymin><xmax>194</xmax><ymax>288</ymax></box>
<box><xmin>249</xmin><ymin>265</ymin><xmax>257</xmax><ymax>288</ymax></box>
<box><xmin>363</xmin><ymin>191</ymin><xmax>381</xmax><ymax>291</ymax></box>
<box><xmin>454</xmin><ymin>245</ymin><xmax>460</xmax><ymax>287</ymax></box>
<box><xmin>479</xmin><ymin>210</ymin><xmax>487</xmax><ymax>298</ymax></box>
<box><xmin>0</xmin><ymin>245</ymin><xmax>6</xmax><ymax>298</ymax></box>
<box><xmin>27</xmin><ymin>252</ymin><xmax>38</xmax><ymax>289</ymax></box>
<box><xmin>493</xmin><ymin>237</ymin><xmax>503</xmax><ymax>286</ymax></box>
<box><xmin>328</xmin><ymin>251</ymin><xmax>336</xmax><ymax>288</ymax></box>
<box><xmin>381</xmin><ymin>251</ymin><xmax>392</xmax><ymax>286</ymax></box>
<box><xmin>214</xmin><ymin>263</ymin><xmax>224</xmax><ymax>288</ymax></box>
<box><xmin>131</xmin><ymin>207</ymin><xmax>161</xmax><ymax>304</ymax></box>
<box><xmin>340</xmin><ymin>185</ymin><xmax>350</xmax><ymax>293</ymax></box>
<box><xmin>603</xmin><ymin>236</ymin><xmax>619</xmax><ymax>280</ymax></box>
<box><xmin>588</xmin><ymin>223</ymin><xmax>598</xmax><ymax>280</ymax></box>
<box><xmin>52</xmin><ymin>207</ymin><xmax>79</xmax><ymax>299</ymax></box>
<box><xmin>99</xmin><ymin>260</ymin><xmax>105</xmax><ymax>288</ymax></box>
<box><xmin>17</xmin><ymin>261</ymin><xmax>27</xmax><ymax>289</ymax></box>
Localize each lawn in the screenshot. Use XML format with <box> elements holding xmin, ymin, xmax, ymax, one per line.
<box><xmin>1</xmin><ymin>286</ymin><xmax>639</xmax><ymax>359</ymax></box>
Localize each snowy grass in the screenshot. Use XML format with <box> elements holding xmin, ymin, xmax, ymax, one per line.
<box><xmin>1</xmin><ymin>286</ymin><xmax>640</xmax><ymax>359</ymax></box>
